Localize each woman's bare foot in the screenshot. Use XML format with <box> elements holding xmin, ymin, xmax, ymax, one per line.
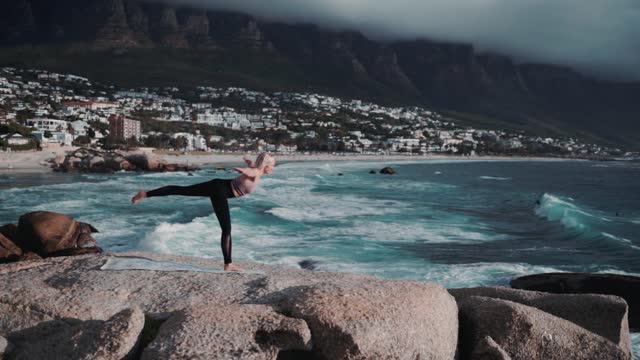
<box><xmin>131</xmin><ymin>191</ymin><xmax>147</xmax><ymax>204</ymax></box>
<box><xmin>224</xmin><ymin>263</ymin><xmax>244</xmax><ymax>272</ymax></box>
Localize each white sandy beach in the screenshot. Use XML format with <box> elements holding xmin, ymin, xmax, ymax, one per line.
<box><xmin>0</xmin><ymin>145</ymin><xmax>78</xmax><ymax>173</ymax></box>
<box><xmin>0</xmin><ymin>146</ymin><xmax>575</xmax><ymax>173</ymax></box>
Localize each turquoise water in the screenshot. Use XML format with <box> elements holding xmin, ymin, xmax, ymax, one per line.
<box><xmin>1</xmin><ymin>160</ymin><xmax>640</xmax><ymax>353</ymax></box>
<box><xmin>1</xmin><ymin>160</ymin><xmax>639</xmax><ymax>284</ymax></box>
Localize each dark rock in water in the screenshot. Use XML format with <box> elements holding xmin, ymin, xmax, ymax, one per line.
<box><xmin>369</xmin><ymin>170</ymin><xmax>377</xmax><ymax>174</ymax></box>
<box><xmin>337</xmin><ymin>173</ymin><xmax>343</xmax><ymax>176</ymax></box>
<box><xmin>188</xmin><ymin>172</ymin><xmax>194</xmax><ymax>176</ymax></box>
<box><xmin>15</xmin><ymin>212</ymin><xmax>99</xmax><ymax>257</ymax></box>
<box><xmin>457</xmin><ymin>296</ymin><xmax>629</xmax><ymax>360</ymax></box>
<box><xmin>216</xmin><ymin>166</ymin><xmax>226</xmax><ymax>170</ymax></box>
<box><xmin>123</xmin><ymin>153</ymin><xmax>148</xmax><ymax>169</ymax></box>
<box><xmin>511</xmin><ymin>273</ymin><xmax>640</xmax><ymax>330</ymax></box>
<box><xmin>298</xmin><ymin>259</ymin><xmax>320</xmax><ymax>270</ymax></box>
<box><xmin>380</xmin><ymin>167</ymin><xmax>396</xmax><ymax>174</ymax></box>
<box><xmin>449</xmin><ymin>286</ymin><xmax>631</xmax><ymax>356</ymax></box>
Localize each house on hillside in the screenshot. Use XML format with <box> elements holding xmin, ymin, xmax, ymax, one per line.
<box><xmin>1</xmin><ymin>133</ymin><xmax>30</xmax><ymax>146</ymax></box>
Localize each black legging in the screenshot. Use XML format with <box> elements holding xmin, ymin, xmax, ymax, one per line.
<box><xmin>146</xmin><ymin>179</ymin><xmax>236</xmax><ymax>264</ymax></box>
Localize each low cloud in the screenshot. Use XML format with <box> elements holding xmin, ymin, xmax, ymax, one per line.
<box><xmin>151</xmin><ymin>0</ymin><xmax>640</xmax><ymax>81</ymax></box>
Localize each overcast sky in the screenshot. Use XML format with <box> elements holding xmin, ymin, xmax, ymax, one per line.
<box><xmin>152</xmin><ymin>0</ymin><xmax>640</xmax><ymax>81</ymax></box>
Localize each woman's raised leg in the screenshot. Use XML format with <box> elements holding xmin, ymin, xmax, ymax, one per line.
<box><xmin>132</xmin><ymin>179</ymin><xmax>218</xmax><ymax>204</ymax></box>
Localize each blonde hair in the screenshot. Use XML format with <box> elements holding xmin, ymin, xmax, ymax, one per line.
<box><xmin>250</xmin><ymin>153</ymin><xmax>275</xmax><ymax>170</ymax></box>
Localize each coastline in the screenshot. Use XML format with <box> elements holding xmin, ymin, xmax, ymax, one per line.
<box><xmin>0</xmin><ymin>252</ymin><xmax>635</xmax><ymax>359</ymax></box>
<box><xmin>0</xmin><ymin>148</ymin><xmax>582</xmax><ymax>174</ymax></box>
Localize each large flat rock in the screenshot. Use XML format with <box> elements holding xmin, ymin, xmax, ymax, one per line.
<box><xmin>458</xmin><ymin>296</ymin><xmax>630</xmax><ymax>360</ymax></box>
<box><xmin>0</xmin><ymin>251</ymin><xmax>458</xmax><ymax>359</ymax></box>
<box><xmin>277</xmin><ymin>281</ymin><xmax>459</xmax><ymax>359</ymax></box>
<box><xmin>511</xmin><ymin>273</ymin><xmax>640</xmax><ymax>330</ymax></box>
<box><xmin>449</xmin><ymin>286</ymin><xmax>631</xmax><ymax>356</ymax></box>
<box><xmin>6</xmin><ymin>307</ymin><xmax>144</xmax><ymax>360</ymax></box>
<box><xmin>142</xmin><ymin>304</ymin><xmax>311</xmax><ymax>360</ymax></box>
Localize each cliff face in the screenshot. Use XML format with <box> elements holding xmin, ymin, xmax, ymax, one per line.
<box><xmin>1</xmin><ymin>0</ymin><xmax>639</xmax><ymax>147</ymax></box>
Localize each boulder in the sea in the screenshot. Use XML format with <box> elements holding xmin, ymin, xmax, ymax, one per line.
<box><xmin>369</xmin><ymin>169</ymin><xmax>377</xmax><ymax>174</ymax></box>
<box><xmin>141</xmin><ymin>304</ymin><xmax>311</xmax><ymax>360</ymax></box>
<box><xmin>0</xmin><ymin>233</ymin><xmax>22</xmax><ymax>263</ymax></box>
<box><xmin>88</xmin><ymin>156</ymin><xmax>105</xmax><ymax>168</ymax></box>
<box><xmin>278</xmin><ymin>280</ymin><xmax>458</xmax><ymax>359</ymax></box>
<box><xmin>511</xmin><ymin>273</ymin><xmax>640</xmax><ymax>330</ymax></box>
<box><xmin>457</xmin><ymin>296</ymin><xmax>629</xmax><ymax>360</ymax></box>
<box><xmin>449</xmin><ymin>286</ymin><xmax>631</xmax><ymax>354</ymax></box>
<box><xmin>124</xmin><ymin>153</ymin><xmax>150</xmax><ymax>170</ymax></box>
<box><xmin>6</xmin><ymin>307</ymin><xmax>144</xmax><ymax>360</ymax></box>
<box><xmin>61</xmin><ymin>156</ymin><xmax>82</xmax><ymax>172</ymax></box>
<box><xmin>380</xmin><ymin>167</ymin><xmax>396</xmax><ymax>174</ymax></box>
<box><xmin>15</xmin><ymin>211</ymin><xmax>99</xmax><ymax>256</ymax></box>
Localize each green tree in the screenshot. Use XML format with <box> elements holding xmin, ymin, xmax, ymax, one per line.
<box><xmin>16</xmin><ymin>109</ymin><xmax>35</xmax><ymax>123</ymax></box>
<box><xmin>126</xmin><ymin>136</ymin><xmax>140</xmax><ymax>150</ymax></box>
<box><xmin>44</xmin><ymin>130</ymin><xmax>53</xmax><ymax>138</ymax></box>
<box><xmin>170</xmin><ymin>136</ymin><xmax>188</xmax><ymax>150</ymax></box>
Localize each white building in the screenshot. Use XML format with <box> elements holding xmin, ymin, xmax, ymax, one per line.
<box><xmin>71</xmin><ymin>120</ymin><xmax>90</xmax><ymax>137</ymax></box>
<box><xmin>26</xmin><ymin>118</ymin><xmax>69</xmax><ymax>132</ymax></box>
<box><xmin>1</xmin><ymin>133</ymin><xmax>30</xmax><ymax>146</ymax></box>
<box><xmin>31</xmin><ymin>131</ymin><xmax>74</xmax><ymax>145</ymax></box>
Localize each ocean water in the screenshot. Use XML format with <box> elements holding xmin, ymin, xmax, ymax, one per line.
<box><xmin>1</xmin><ymin>159</ymin><xmax>639</xmax><ymax>353</ymax></box>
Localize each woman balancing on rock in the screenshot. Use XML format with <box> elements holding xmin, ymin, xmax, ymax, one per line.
<box><xmin>131</xmin><ymin>153</ymin><xmax>276</xmax><ymax>272</ymax></box>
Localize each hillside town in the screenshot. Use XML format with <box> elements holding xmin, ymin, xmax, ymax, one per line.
<box><xmin>0</xmin><ymin>67</ymin><xmax>633</xmax><ymax>159</ymax></box>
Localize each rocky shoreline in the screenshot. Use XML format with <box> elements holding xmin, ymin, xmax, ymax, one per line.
<box><xmin>48</xmin><ymin>148</ymin><xmax>200</xmax><ymax>173</ymax></box>
<box><xmin>0</xmin><ymin>251</ymin><xmax>635</xmax><ymax>359</ymax></box>
<box><xmin>1</xmin><ymin>212</ymin><xmax>637</xmax><ymax>359</ymax></box>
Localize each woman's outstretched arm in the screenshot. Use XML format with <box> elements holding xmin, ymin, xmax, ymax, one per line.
<box><xmin>233</xmin><ymin>167</ymin><xmax>261</xmax><ymax>179</ymax></box>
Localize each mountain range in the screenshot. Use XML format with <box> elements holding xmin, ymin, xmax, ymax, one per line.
<box><xmin>1</xmin><ymin>0</ymin><xmax>638</xmax><ymax>148</ymax></box>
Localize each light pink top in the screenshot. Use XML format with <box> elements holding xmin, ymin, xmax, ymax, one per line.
<box><xmin>231</xmin><ymin>175</ymin><xmax>258</xmax><ymax>197</ymax></box>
